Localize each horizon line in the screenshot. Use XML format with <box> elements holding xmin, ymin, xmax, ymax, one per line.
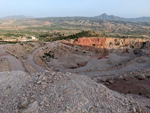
<box><xmin>1</xmin><ymin>13</ymin><xmax>150</xmax><ymax>19</ymax></box>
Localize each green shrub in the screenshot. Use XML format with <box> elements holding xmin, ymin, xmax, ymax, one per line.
<box><xmin>146</xmin><ymin>106</ymin><xmax>150</xmax><ymax>109</ymax></box>
<box><xmin>92</xmin><ymin>44</ymin><xmax>95</xmax><ymax>46</ymax></box>
<box><xmin>115</xmin><ymin>43</ymin><xmax>120</xmax><ymax>46</ymax></box>
<box><xmin>27</xmin><ymin>36</ymin><xmax>32</xmax><ymax>39</ymax></box>
<box><xmin>44</xmin><ymin>53</ymin><xmax>55</xmax><ymax>59</ymax></box>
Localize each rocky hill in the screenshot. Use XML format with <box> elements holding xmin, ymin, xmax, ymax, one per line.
<box><xmin>95</xmin><ymin>13</ymin><xmax>150</xmax><ymax>22</ymax></box>
<box><xmin>0</xmin><ymin>70</ymin><xmax>150</xmax><ymax>113</ymax></box>
<box><xmin>2</xmin><ymin>15</ymin><xmax>34</xmax><ymax>19</ymax></box>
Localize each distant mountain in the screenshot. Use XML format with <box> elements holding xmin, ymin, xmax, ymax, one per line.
<box><xmin>1</xmin><ymin>14</ymin><xmax>150</xmax><ymax>22</ymax></box>
<box><xmin>95</xmin><ymin>13</ymin><xmax>150</xmax><ymax>22</ymax></box>
<box><xmin>2</xmin><ymin>15</ymin><xmax>34</xmax><ymax>19</ymax></box>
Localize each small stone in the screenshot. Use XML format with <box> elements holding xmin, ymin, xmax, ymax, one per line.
<box><xmin>44</xmin><ymin>70</ymin><xmax>49</xmax><ymax>73</ymax></box>
<box><xmin>51</xmin><ymin>72</ymin><xmax>56</xmax><ymax>76</ymax></box>
<box><xmin>105</xmin><ymin>82</ymin><xmax>109</xmax><ymax>85</ymax></box>
<box><xmin>109</xmin><ymin>80</ymin><xmax>113</xmax><ymax>84</ymax></box>
<box><xmin>50</xmin><ymin>80</ymin><xmax>54</xmax><ymax>83</ymax></box>
<box><xmin>42</xmin><ymin>82</ymin><xmax>47</xmax><ymax>88</ymax></box>
<box><xmin>146</xmin><ymin>74</ymin><xmax>150</xmax><ymax>79</ymax></box>
<box><xmin>23</xmin><ymin>101</ymin><xmax>39</xmax><ymax>113</ymax></box>
<box><xmin>101</xmin><ymin>78</ymin><xmax>107</xmax><ymax>82</ymax></box>
<box><xmin>136</xmin><ymin>107</ymin><xmax>142</xmax><ymax>113</ymax></box>
<box><xmin>19</xmin><ymin>98</ymin><xmax>28</xmax><ymax>108</ymax></box>
<box><xmin>135</xmin><ymin>74</ymin><xmax>145</xmax><ymax>80</ymax></box>
<box><xmin>38</xmin><ymin>76</ymin><xmax>43</xmax><ymax>80</ymax></box>
<box><xmin>37</xmin><ymin>81</ymin><xmax>41</xmax><ymax>84</ymax></box>
<box><xmin>40</xmin><ymin>101</ymin><xmax>44</xmax><ymax>106</ymax></box>
<box><xmin>107</xmin><ymin>79</ymin><xmax>114</xmax><ymax>84</ymax></box>
<box><xmin>132</xmin><ymin>107</ymin><xmax>136</xmax><ymax>113</ymax></box>
<box><xmin>93</xmin><ymin>78</ymin><xmax>97</xmax><ymax>82</ymax></box>
<box><xmin>31</xmin><ymin>95</ymin><xmax>36</xmax><ymax>99</ymax></box>
<box><xmin>66</xmin><ymin>72</ymin><xmax>71</xmax><ymax>76</ymax></box>
<box><xmin>94</xmin><ymin>103</ymin><xmax>99</xmax><ymax>107</ymax></box>
<box><xmin>49</xmin><ymin>75</ymin><xmax>53</xmax><ymax>80</ymax></box>
<box><xmin>119</xmin><ymin>76</ymin><xmax>123</xmax><ymax>79</ymax></box>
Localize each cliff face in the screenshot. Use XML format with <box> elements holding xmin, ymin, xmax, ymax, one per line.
<box><xmin>73</xmin><ymin>37</ymin><xmax>109</xmax><ymax>57</ymax></box>
<box><xmin>74</xmin><ymin>37</ymin><xmax>149</xmax><ymax>49</ymax></box>
<box><xmin>74</xmin><ymin>37</ymin><xmax>106</xmax><ymax>48</ymax></box>
<box><xmin>105</xmin><ymin>38</ymin><xmax>149</xmax><ymax>49</ymax></box>
<box><xmin>73</xmin><ymin>37</ymin><xmax>150</xmax><ymax>56</ymax></box>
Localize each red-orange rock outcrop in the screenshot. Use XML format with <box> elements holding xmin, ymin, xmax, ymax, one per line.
<box><xmin>73</xmin><ymin>37</ymin><xmax>109</xmax><ymax>58</ymax></box>
<box><xmin>72</xmin><ymin>37</ymin><xmax>150</xmax><ymax>58</ymax></box>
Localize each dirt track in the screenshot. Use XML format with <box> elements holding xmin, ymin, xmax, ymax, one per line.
<box><xmin>0</xmin><ymin>45</ymin><xmax>24</xmax><ymax>71</ymax></box>
<box><xmin>27</xmin><ymin>46</ymin><xmax>46</xmax><ymax>72</ymax></box>
<box><xmin>0</xmin><ymin>44</ymin><xmax>47</xmax><ymax>73</ymax></box>
<box><xmin>75</xmin><ymin>56</ymin><xmax>150</xmax><ymax>78</ymax></box>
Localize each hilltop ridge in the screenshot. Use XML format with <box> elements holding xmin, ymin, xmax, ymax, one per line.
<box><xmin>1</xmin><ymin>13</ymin><xmax>150</xmax><ymax>22</ymax></box>
<box><xmin>2</xmin><ymin>15</ymin><xmax>34</xmax><ymax>19</ymax></box>
<box><xmin>95</xmin><ymin>13</ymin><xmax>150</xmax><ymax>22</ymax></box>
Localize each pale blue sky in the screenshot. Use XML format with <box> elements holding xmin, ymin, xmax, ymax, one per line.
<box><xmin>0</xmin><ymin>0</ymin><xmax>150</xmax><ymax>18</ymax></box>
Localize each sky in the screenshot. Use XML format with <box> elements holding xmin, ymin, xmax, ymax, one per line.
<box><xmin>0</xmin><ymin>0</ymin><xmax>150</xmax><ymax>18</ymax></box>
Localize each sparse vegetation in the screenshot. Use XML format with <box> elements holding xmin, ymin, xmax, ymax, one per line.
<box><xmin>131</xmin><ymin>46</ymin><xmax>134</xmax><ymax>48</ymax></box>
<box><xmin>44</xmin><ymin>53</ymin><xmax>55</xmax><ymax>59</ymax></box>
<box><xmin>115</xmin><ymin>43</ymin><xmax>120</xmax><ymax>46</ymax></box>
<box><xmin>92</xmin><ymin>44</ymin><xmax>96</xmax><ymax>46</ymax></box>
<box><xmin>0</xmin><ymin>17</ymin><xmax>149</xmax><ymax>43</ymax></box>
<box><xmin>4</xmin><ymin>33</ymin><xmax>25</xmax><ymax>37</ymax></box>
<box><xmin>38</xmin><ymin>30</ymin><xmax>102</xmax><ymax>42</ymax></box>
<box><xmin>146</xmin><ymin>106</ymin><xmax>150</xmax><ymax>109</ymax></box>
<box><xmin>25</xmin><ymin>27</ymin><xmax>78</xmax><ymax>30</ymax></box>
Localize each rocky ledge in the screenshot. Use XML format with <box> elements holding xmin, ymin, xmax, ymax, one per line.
<box><xmin>0</xmin><ymin>71</ymin><xmax>150</xmax><ymax>113</ymax></box>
